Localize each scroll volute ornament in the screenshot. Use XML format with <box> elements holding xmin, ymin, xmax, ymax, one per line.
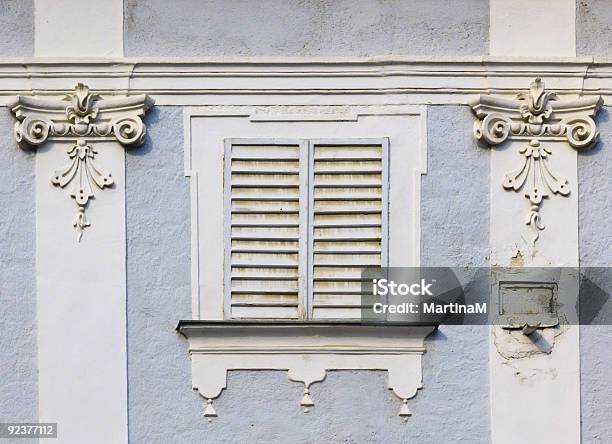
<box><xmin>471</xmin><ymin>78</ymin><xmax>603</xmax><ymax>245</ymax></box>
<box><xmin>11</xmin><ymin>83</ymin><xmax>154</xmax><ymax>241</ymax></box>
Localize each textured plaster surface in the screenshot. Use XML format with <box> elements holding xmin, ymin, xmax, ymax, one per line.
<box><xmin>0</xmin><ymin>0</ymin><xmax>33</xmax><ymax>56</ymax></box>
<box><xmin>577</xmin><ymin>0</ymin><xmax>612</xmax><ymax>56</ymax></box>
<box><xmin>125</xmin><ymin>105</ymin><xmax>490</xmax><ymax>442</ymax></box>
<box><xmin>124</xmin><ymin>0</ymin><xmax>489</xmax><ymax>57</ymax></box>
<box><xmin>420</xmin><ymin>105</ymin><xmax>490</xmax><ymax>442</ymax></box>
<box><xmin>125</xmin><ymin>107</ymin><xmax>194</xmax><ymax>443</ymax></box>
<box><xmin>578</xmin><ymin>107</ymin><xmax>612</xmax><ymax>443</ymax></box>
<box><xmin>0</xmin><ymin>109</ymin><xmax>37</xmax><ymax>428</ymax></box>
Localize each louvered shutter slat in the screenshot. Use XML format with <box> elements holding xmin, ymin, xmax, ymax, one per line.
<box><xmin>310</xmin><ymin>142</ymin><xmax>388</xmax><ymax>319</ymax></box>
<box><xmin>226</xmin><ymin>141</ymin><xmax>306</xmax><ymax>319</ymax></box>
<box><xmin>225</xmin><ymin>139</ymin><xmax>387</xmax><ymax>320</ymax></box>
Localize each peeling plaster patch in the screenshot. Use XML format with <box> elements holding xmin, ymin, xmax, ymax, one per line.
<box><xmin>503</xmin><ymin>361</ymin><xmax>559</xmax><ymax>386</ymax></box>
<box><xmin>492</xmin><ymin>326</ymin><xmax>566</xmax><ymax>360</ymax></box>
<box><xmin>510</xmin><ymin>249</ymin><xmax>524</xmax><ymax>267</ymax></box>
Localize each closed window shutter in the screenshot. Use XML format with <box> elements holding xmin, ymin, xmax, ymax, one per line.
<box><xmin>309</xmin><ymin>140</ymin><xmax>389</xmax><ymax>319</ymax></box>
<box><xmin>224</xmin><ymin>140</ymin><xmax>308</xmax><ymax>319</ymax></box>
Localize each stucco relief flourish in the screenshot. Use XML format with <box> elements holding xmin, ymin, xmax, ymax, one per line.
<box><xmin>471</xmin><ymin>78</ymin><xmax>603</xmax><ymax>245</ymax></box>
<box><xmin>11</xmin><ymin>83</ymin><xmax>153</xmax><ymax>241</ymax></box>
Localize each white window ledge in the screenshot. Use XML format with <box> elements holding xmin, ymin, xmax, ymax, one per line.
<box><xmin>177</xmin><ymin>321</ymin><xmax>436</xmax><ymax>420</ymax></box>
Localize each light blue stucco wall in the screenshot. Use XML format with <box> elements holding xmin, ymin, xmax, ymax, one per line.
<box><xmin>418</xmin><ymin>105</ymin><xmax>491</xmax><ymax>442</ymax></box>
<box><xmin>0</xmin><ymin>108</ymin><xmax>37</xmax><ymax>428</ymax></box>
<box><xmin>125</xmin><ymin>105</ymin><xmax>491</xmax><ymax>443</ymax></box>
<box><xmin>125</xmin><ymin>107</ymin><xmax>195</xmax><ymax>443</ymax></box>
<box><xmin>578</xmin><ymin>107</ymin><xmax>612</xmax><ymax>444</ymax></box>
<box><xmin>0</xmin><ymin>0</ymin><xmax>33</xmax><ymax>57</ymax></box>
<box><xmin>124</xmin><ymin>0</ymin><xmax>489</xmax><ymax>57</ymax></box>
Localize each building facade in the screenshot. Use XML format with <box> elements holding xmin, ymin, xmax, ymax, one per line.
<box><xmin>0</xmin><ymin>1</ymin><xmax>610</xmax><ymax>443</ymax></box>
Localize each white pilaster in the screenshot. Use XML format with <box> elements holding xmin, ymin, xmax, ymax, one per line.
<box><xmin>12</xmin><ymin>92</ymin><xmax>151</xmax><ymax>444</ymax></box>
<box><xmin>488</xmin><ymin>139</ymin><xmax>581</xmax><ymax>444</ymax></box>
<box><xmin>489</xmin><ymin>3</ymin><xmax>581</xmax><ymax>441</ymax></box>
<box><xmin>36</xmin><ymin>139</ymin><xmax>128</xmax><ymax>443</ymax></box>
<box><xmin>34</xmin><ymin>0</ymin><xmax>123</xmax><ymax>57</ymax></box>
<box><xmin>490</xmin><ymin>0</ymin><xmax>576</xmax><ymax>57</ymax></box>
<box><xmin>473</xmin><ymin>74</ymin><xmax>598</xmax><ymax>444</ymax></box>
<box><xmin>32</xmin><ymin>3</ymin><xmax>126</xmax><ymax>442</ymax></box>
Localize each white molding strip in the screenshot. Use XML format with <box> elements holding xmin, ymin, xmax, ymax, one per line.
<box><xmin>1</xmin><ymin>58</ymin><xmax>612</xmax><ymax>105</ymax></box>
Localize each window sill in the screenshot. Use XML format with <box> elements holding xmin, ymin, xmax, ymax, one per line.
<box><xmin>177</xmin><ymin>320</ymin><xmax>437</xmax><ymax>420</ymax></box>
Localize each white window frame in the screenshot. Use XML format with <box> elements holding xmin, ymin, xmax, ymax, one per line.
<box><xmin>181</xmin><ymin>104</ymin><xmax>430</xmax><ymax>419</ymax></box>
<box><xmin>185</xmin><ymin>105</ymin><xmax>427</xmax><ymax>321</ymax></box>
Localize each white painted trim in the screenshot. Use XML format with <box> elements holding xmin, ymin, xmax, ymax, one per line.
<box><xmin>223</xmin><ymin>140</ymin><xmax>232</xmax><ymax>319</ymax></box>
<box><xmin>298</xmin><ymin>140</ymin><xmax>310</xmax><ymax>320</ymax></box>
<box><xmin>381</xmin><ymin>138</ymin><xmax>390</xmax><ymax>267</ymax></box>
<box><xmin>190</xmin><ymin>172</ymin><xmax>201</xmax><ymax>318</ymax></box>
<box><xmin>306</xmin><ymin>139</ymin><xmax>315</xmax><ymax>319</ymax></box>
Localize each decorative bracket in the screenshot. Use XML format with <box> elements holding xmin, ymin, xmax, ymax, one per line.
<box><xmin>178</xmin><ymin>321</ymin><xmax>436</xmax><ymax>422</ymax></box>
<box><xmin>10</xmin><ymin>83</ymin><xmax>154</xmax><ymax>241</ymax></box>
<box><xmin>471</xmin><ymin>78</ymin><xmax>603</xmax><ymax>245</ymax></box>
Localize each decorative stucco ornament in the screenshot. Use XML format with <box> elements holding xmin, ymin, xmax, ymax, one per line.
<box><xmin>471</xmin><ymin>78</ymin><xmax>603</xmax><ymax>245</ymax></box>
<box><xmin>11</xmin><ymin>83</ymin><xmax>154</xmax><ymax>241</ymax></box>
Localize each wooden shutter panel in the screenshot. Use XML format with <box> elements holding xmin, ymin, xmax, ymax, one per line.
<box><xmin>224</xmin><ymin>140</ymin><xmax>307</xmax><ymax>318</ymax></box>
<box><xmin>309</xmin><ymin>140</ymin><xmax>389</xmax><ymax>319</ymax></box>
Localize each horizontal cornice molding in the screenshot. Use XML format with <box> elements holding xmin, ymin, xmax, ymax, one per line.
<box><xmin>1</xmin><ymin>57</ymin><xmax>612</xmax><ymax>105</ymax></box>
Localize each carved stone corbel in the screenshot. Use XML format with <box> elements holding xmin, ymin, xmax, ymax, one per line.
<box><xmin>10</xmin><ymin>83</ymin><xmax>154</xmax><ymax>241</ymax></box>
<box><xmin>471</xmin><ymin>78</ymin><xmax>603</xmax><ymax>245</ymax></box>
